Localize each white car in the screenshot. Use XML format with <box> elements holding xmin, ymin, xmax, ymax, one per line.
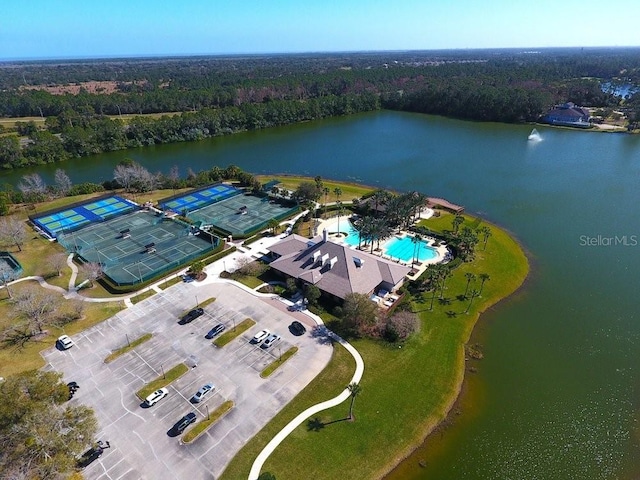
<box><xmin>191</xmin><ymin>383</ymin><xmax>214</xmax><ymax>403</ymax></box>
<box><xmin>144</xmin><ymin>387</ymin><xmax>169</xmax><ymax>406</ymax></box>
<box><xmin>251</xmin><ymin>329</ymin><xmax>270</xmax><ymax>344</ymax></box>
<box><xmin>57</xmin><ymin>335</ymin><xmax>74</xmax><ymax>350</ymax></box>
<box><xmin>261</xmin><ymin>333</ymin><xmax>281</xmax><ymax>349</ymax></box>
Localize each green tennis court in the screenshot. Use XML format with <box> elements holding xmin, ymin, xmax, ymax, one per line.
<box><xmin>57</xmin><ymin>210</ymin><xmax>217</xmax><ymax>286</ymax></box>
<box><xmin>189</xmin><ymin>193</ymin><xmax>299</xmax><ymax>236</ymax></box>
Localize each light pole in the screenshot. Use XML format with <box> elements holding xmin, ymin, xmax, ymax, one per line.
<box><xmin>206</xmin><ymin>404</ymin><xmax>210</xmax><ymax>420</ymax></box>
<box><xmin>161</xmin><ymin>364</ymin><xmax>165</xmax><ymax>379</ymax></box>
<box><xmin>278</xmin><ymin>346</ymin><xmax>282</xmax><ymax>362</ymax></box>
<box><xmin>126</xmin><ymin>334</ymin><xmax>130</xmax><ymax>347</ymax></box>
<box><xmin>232</xmin><ymin>317</ymin><xmax>236</xmax><ymax>332</ymax></box>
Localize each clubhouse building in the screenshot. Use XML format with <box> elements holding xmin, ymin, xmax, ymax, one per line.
<box><xmin>268</xmin><ymin>230</ymin><xmax>411</xmax><ymax>302</ymax></box>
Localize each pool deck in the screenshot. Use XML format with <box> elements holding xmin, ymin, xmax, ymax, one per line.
<box><xmin>318</xmin><ymin>207</ymin><xmax>449</xmax><ymax>280</ymax></box>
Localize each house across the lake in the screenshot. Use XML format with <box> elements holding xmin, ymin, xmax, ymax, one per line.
<box><xmin>267</xmin><ymin>229</ymin><xmax>411</xmax><ymax>302</ymax></box>
<box><xmin>540</xmin><ymin>102</ymin><xmax>591</xmax><ymax>128</ymax></box>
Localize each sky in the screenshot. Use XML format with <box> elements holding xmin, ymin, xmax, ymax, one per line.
<box><xmin>2</xmin><ymin>0</ymin><xmax>640</xmax><ymax>60</ymax></box>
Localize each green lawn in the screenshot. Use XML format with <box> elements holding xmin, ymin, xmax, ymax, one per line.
<box><xmin>0</xmin><ymin>294</ymin><xmax>122</xmax><ymax>378</ymax></box>
<box><xmin>130</xmin><ymin>289</ymin><xmax>157</xmax><ymax>304</ymax></box>
<box><xmin>221</xmin><ymin>214</ymin><xmax>528</xmax><ymax>480</ymax></box>
<box><xmin>159</xmin><ymin>276</ymin><xmax>183</xmax><ymax>290</ymax></box>
<box><xmin>256</xmin><ymin>175</ymin><xmax>375</xmax><ymax>202</ymax></box>
<box><xmin>220</xmin><ymin>343</ymin><xmax>355</xmax><ymax>479</ymax></box>
<box><xmin>231</xmin><ymin>274</ymin><xmax>265</xmax><ymax>289</ymax></box>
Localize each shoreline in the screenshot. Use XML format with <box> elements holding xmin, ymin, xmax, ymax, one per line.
<box><xmin>378</xmin><ymin>217</ymin><xmax>531</xmax><ymax>480</ymax></box>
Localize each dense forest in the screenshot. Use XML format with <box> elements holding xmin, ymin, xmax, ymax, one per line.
<box><xmin>1</xmin><ymin>48</ymin><xmax>639</xmax><ymax>169</ymax></box>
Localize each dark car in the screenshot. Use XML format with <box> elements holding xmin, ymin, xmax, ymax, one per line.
<box><xmin>290</xmin><ymin>321</ymin><xmax>306</xmax><ymax>336</ymax></box>
<box><xmin>174</xmin><ymin>412</ymin><xmax>197</xmax><ymax>433</ymax></box>
<box><xmin>67</xmin><ymin>381</ymin><xmax>80</xmax><ymax>400</ymax></box>
<box><xmin>205</xmin><ymin>323</ymin><xmax>226</xmax><ymax>339</ymax></box>
<box><xmin>179</xmin><ymin>307</ymin><xmax>204</xmax><ymax>324</ymax></box>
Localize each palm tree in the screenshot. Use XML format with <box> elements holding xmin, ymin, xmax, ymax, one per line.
<box><xmin>334</xmin><ymin>187</ymin><xmax>343</xmax><ymax>237</ymax></box>
<box><xmin>371</xmin><ymin>188</ymin><xmax>389</xmax><ymax>215</ymax></box>
<box><xmin>323</xmin><ymin>187</ymin><xmax>330</xmax><ymax>217</ymax></box>
<box><xmin>411</xmin><ymin>233</ymin><xmax>423</xmax><ymax>265</ymax></box>
<box><xmin>411</xmin><ymin>192</ymin><xmax>427</xmax><ymax>222</ymax></box>
<box><xmin>480</xmin><ymin>226</ymin><xmax>492</xmax><ymax>250</ymax></box>
<box><xmin>452</xmin><ymin>215</ymin><xmax>464</xmax><ymax>235</ymax></box>
<box><xmin>267</xmin><ymin>218</ymin><xmax>279</xmax><ymax>235</ymax></box>
<box><xmin>425</xmin><ymin>267</ymin><xmax>439</xmax><ymax>310</ymax></box>
<box><xmin>335</xmin><ymin>200</ymin><xmax>343</xmax><ymax>237</ymax></box>
<box><xmin>439</xmin><ymin>265</ymin><xmax>452</xmax><ymax>299</ymax></box>
<box><xmin>465</xmin><ymin>289</ymin><xmax>480</xmax><ymax>314</ymax></box>
<box><xmin>347</xmin><ymin>382</ymin><xmax>362</xmax><ymax>420</ymax></box>
<box><xmin>464</xmin><ymin>272</ymin><xmax>476</xmax><ymax>298</ymax></box>
<box><xmin>372</xmin><ymin>218</ymin><xmax>392</xmax><ymax>253</ymax></box>
<box><xmin>333</xmin><ymin>186</ymin><xmax>342</xmax><ymax>204</ymax></box>
<box><xmin>478</xmin><ymin>273</ymin><xmax>490</xmax><ymax>296</ymax></box>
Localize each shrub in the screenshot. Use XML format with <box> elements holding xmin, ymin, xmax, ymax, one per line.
<box><xmin>384</xmin><ymin>310</ymin><xmax>419</xmax><ymax>342</ymax></box>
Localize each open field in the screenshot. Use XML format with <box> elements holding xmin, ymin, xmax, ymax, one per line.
<box><xmin>0</xmin><ymin>112</ymin><xmax>181</xmax><ymax>130</ymax></box>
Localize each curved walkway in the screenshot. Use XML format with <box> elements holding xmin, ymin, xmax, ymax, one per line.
<box><xmin>247</xmin><ymin>319</ymin><xmax>365</xmax><ymax>480</ymax></box>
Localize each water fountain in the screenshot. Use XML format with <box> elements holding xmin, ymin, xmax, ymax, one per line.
<box><xmin>528</xmin><ymin>128</ymin><xmax>542</xmax><ymax>141</ymax></box>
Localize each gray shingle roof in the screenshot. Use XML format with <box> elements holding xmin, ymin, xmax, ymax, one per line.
<box><xmin>268</xmin><ymin>236</ymin><xmax>410</xmax><ymax>299</ymax></box>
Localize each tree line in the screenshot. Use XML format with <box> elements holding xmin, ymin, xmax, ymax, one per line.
<box><xmin>0</xmin><ymin>92</ymin><xmax>379</xmax><ymax>169</ymax></box>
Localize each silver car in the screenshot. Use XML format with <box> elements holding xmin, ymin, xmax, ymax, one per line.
<box><xmin>261</xmin><ymin>333</ymin><xmax>281</xmax><ymax>349</ymax></box>
<box><xmin>191</xmin><ymin>383</ymin><xmax>214</xmax><ymax>403</ymax></box>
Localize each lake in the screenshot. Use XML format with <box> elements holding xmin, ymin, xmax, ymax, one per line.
<box><xmin>4</xmin><ymin>111</ymin><xmax>640</xmax><ymax>479</ymax></box>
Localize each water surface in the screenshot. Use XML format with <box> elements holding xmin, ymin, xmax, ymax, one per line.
<box><xmin>4</xmin><ymin>111</ymin><xmax>640</xmax><ymax>479</ymax></box>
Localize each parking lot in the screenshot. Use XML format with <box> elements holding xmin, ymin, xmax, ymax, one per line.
<box><xmin>43</xmin><ymin>281</ymin><xmax>332</xmax><ymax>480</ymax></box>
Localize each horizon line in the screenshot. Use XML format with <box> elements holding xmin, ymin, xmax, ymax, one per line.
<box><xmin>2</xmin><ymin>45</ymin><xmax>640</xmax><ymax>63</ymax></box>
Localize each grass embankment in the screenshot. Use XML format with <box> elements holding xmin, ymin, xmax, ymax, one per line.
<box><xmin>130</xmin><ymin>289</ymin><xmax>156</xmax><ymax>304</ymax></box>
<box><xmin>221</xmin><ymin>343</ymin><xmax>355</xmax><ymax>479</ymax></box>
<box><xmin>221</xmin><ymin>212</ymin><xmax>528</xmax><ymax>480</ymax></box>
<box><xmin>136</xmin><ymin>363</ymin><xmax>189</xmax><ymax>400</ymax></box>
<box><xmin>160</xmin><ymin>276</ymin><xmax>183</xmax><ymax>290</ymax></box>
<box><xmin>213</xmin><ymin>318</ymin><xmax>255</xmax><ymax>347</ymax></box>
<box><xmin>104</xmin><ymin>333</ymin><xmax>152</xmax><ymax>364</ymax></box>
<box><xmin>231</xmin><ymin>274</ymin><xmax>265</xmax><ymax>289</ymax></box>
<box><xmin>255</xmin><ymin>175</ymin><xmax>375</xmax><ymax>203</ymax></box>
<box><xmin>260</xmin><ymin>347</ymin><xmax>298</xmax><ymax>378</ymax></box>
<box><xmin>182</xmin><ymin>400</ymin><xmax>234</xmax><ymax>443</ymax></box>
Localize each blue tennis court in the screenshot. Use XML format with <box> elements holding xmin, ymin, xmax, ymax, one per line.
<box><xmin>159</xmin><ymin>184</ymin><xmax>241</xmax><ymax>213</ymax></box>
<box><xmin>32</xmin><ymin>196</ymin><xmax>137</xmax><ymax>238</ymax></box>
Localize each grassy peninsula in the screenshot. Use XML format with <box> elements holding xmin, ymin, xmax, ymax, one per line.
<box><xmin>221</xmin><ymin>205</ymin><xmax>528</xmax><ymax>479</ymax></box>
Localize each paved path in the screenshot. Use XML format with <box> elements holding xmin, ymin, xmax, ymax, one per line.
<box><xmin>248</xmin><ymin>325</ymin><xmax>364</xmax><ymax>480</ymax></box>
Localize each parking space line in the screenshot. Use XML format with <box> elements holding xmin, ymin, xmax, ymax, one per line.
<box><xmin>114</xmin><ymin>468</ymin><xmax>136</xmax><ymax>480</ymax></box>
<box><xmin>131</xmin><ymin>349</ymin><xmax>160</xmax><ymax>378</ymax></box>
<box><xmin>132</xmin><ymin>430</ymin><xmax>159</xmax><ymax>460</ymax></box>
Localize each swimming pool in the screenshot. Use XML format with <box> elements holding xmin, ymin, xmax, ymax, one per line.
<box><xmin>330</xmin><ymin>220</ymin><xmax>438</xmax><ymax>262</ymax></box>
<box><xmin>384</xmin><ymin>236</ymin><xmax>437</xmax><ymax>263</ymax></box>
